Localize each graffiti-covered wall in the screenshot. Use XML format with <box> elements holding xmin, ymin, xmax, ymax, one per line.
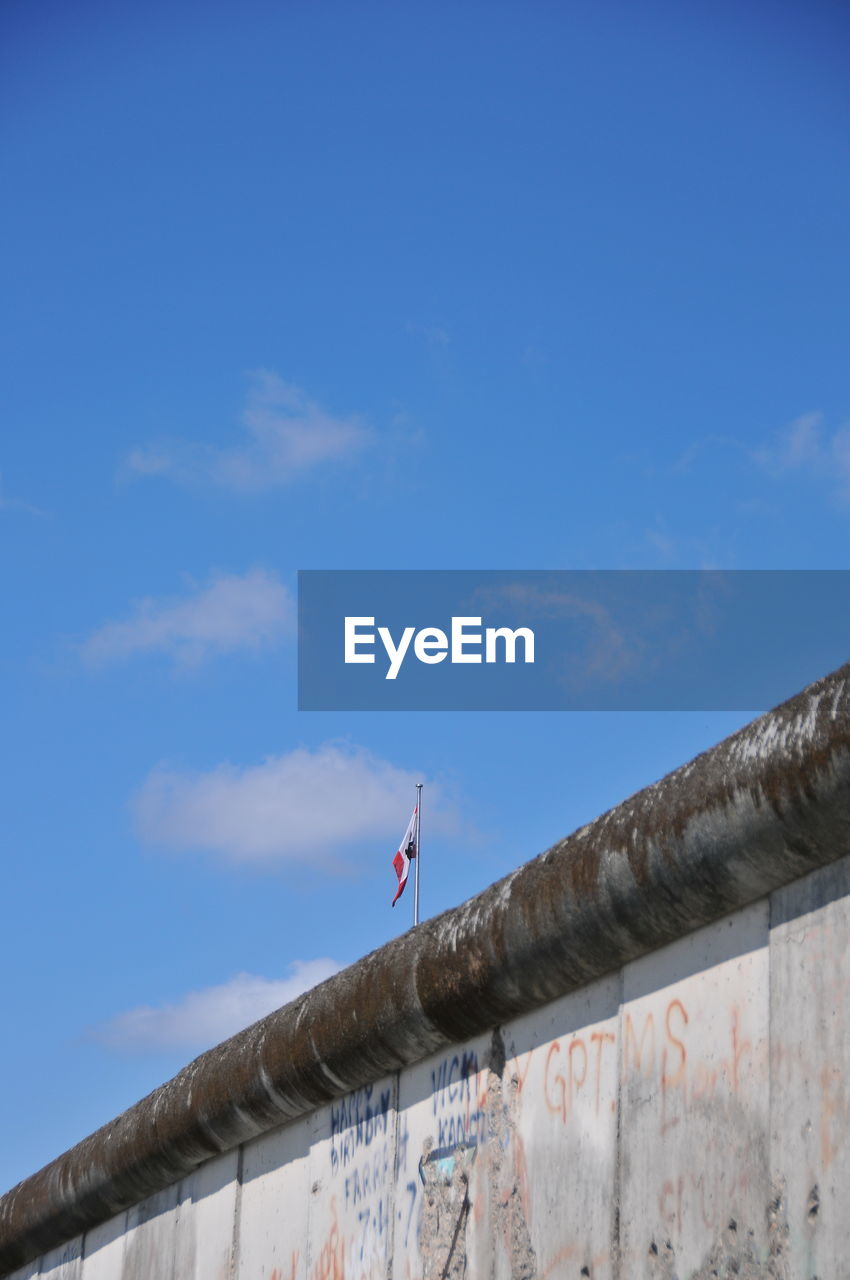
<box><xmin>4</xmin><ymin>664</ymin><xmax>850</xmax><ymax>1279</ymax></box>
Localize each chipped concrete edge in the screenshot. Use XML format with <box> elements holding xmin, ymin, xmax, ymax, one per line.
<box><xmin>3</xmin><ymin>662</ymin><xmax>850</xmax><ymax>1274</ymax></box>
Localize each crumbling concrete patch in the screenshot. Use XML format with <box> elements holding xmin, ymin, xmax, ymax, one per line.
<box><xmin>647</xmin><ymin>1185</ymin><xmax>791</xmax><ymax>1280</ymax></box>
<box><xmin>486</xmin><ymin>1030</ymin><xmax>537</xmax><ymax>1280</ymax></box>
<box><xmin>419</xmin><ymin>1137</ymin><xmax>472</xmax><ymax>1280</ymax></box>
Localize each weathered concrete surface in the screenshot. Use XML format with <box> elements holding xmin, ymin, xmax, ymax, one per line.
<box><xmin>508</xmin><ymin>977</ymin><xmax>620</xmax><ymax>1278</ymax></box>
<box><xmin>479</xmin><ymin>1028</ymin><xmax>538</xmax><ymax>1280</ymax></box>
<box><xmin>770</xmin><ymin>857</ymin><xmax>850</xmax><ymax>1280</ymax></box>
<box><xmin>620</xmin><ymin>903</ymin><xmax>771</xmax><ymax>1276</ymax></box>
<box><xmin>120</xmin><ymin>1182</ymin><xmax>180</xmax><ymax>1280</ymax></box>
<box><xmin>36</xmin><ymin>1240</ymin><xmax>82</xmax><ymax>1280</ymax></box>
<box><xmin>75</xmin><ymin>1214</ymin><xmax>125</xmax><ymax>1280</ymax></box>
<box><xmin>310</xmin><ymin>1076</ymin><xmax>397</xmax><ymax>1280</ymax></box>
<box><xmin>8</xmin><ymin>857</ymin><xmax>850</xmax><ymax>1276</ymax></box>
<box><xmin>392</xmin><ymin>1031</ymin><xmax>490</xmax><ymax>1280</ymax></box>
<box><xmin>5</xmin><ymin>663</ymin><xmax>850</xmax><ymax>1276</ymax></box>
<box><xmin>235</xmin><ymin>1116</ymin><xmax>310</xmax><ymax>1280</ymax></box>
<box><xmin>173</xmin><ymin>1150</ymin><xmax>239</xmax><ymax>1280</ymax></box>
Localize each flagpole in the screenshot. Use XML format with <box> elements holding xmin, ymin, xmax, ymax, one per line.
<box><xmin>414</xmin><ymin>783</ymin><xmax>422</xmax><ymax>926</ymax></box>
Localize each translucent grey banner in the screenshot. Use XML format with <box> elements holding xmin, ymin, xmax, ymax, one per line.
<box><xmin>297</xmin><ymin>570</ymin><xmax>850</xmax><ymax>711</ymax></box>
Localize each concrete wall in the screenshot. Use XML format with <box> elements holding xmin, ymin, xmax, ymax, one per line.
<box><xmin>5</xmin><ymin>663</ymin><xmax>850</xmax><ymax>1279</ymax></box>
<box><xmin>8</xmin><ymin>853</ymin><xmax>850</xmax><ymax>1279</ymax></box>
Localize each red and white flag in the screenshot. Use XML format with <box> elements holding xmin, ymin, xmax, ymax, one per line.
<box><xmin>392</xmin><ymin>805</ymin><xmax>418</xmax><ymax>906</ymax></box>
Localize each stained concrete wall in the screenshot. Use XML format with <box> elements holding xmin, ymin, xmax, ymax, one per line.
<box><xmin>5</xmin><ymin>664</ymin><xmax>850</xmax><ymax>1279</ymax></box>
<box><xmin>7</xmin><ymin>854</ymin><xmax>850</xmax><ymax>1279</ymax></box>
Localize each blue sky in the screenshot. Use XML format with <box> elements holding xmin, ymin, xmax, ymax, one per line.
<box><xmin>1</xmin><ymin>0</ymin><xmax>849</xmax><ymax>1193</ymax></box>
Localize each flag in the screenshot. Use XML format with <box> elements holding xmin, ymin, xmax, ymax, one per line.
<box><xmin>392</xmin><ymin>805</ymin><xmax>418</xmax><ymax>906</ymax></box>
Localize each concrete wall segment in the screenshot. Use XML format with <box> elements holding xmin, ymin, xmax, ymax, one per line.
<box><xmin>391</xmin><ymin>1032</ymin><xmax>490</xmax><ymax>1280</ymax></box>
<box><xmin>503</xmin><ymin>984</ymin><xmax>621</xmax><ymax>1279</ymax></box>
<box><xmin>309</xmin><ymin>1076</ymin><xmax>397</xmax><ymax>1280</ymax></box>
<box><xmin>7</xmin><ymin>862</ymin><xmax>850</xmax><ymax>1275</ymax></box>
<box><xmin>619</xmin><ymin>903</ymin><xmax>771</xmax><ymax>1276</ymax></box>
<box><xmin>235</xmin><ymin>1113</ymin><xmax>311</xmax><ymax>1280</ymax></box>
<box><xmin>4</xmin><ymin>662</ymin><xmax>850</xmax><ymax>1273</ymax></box>
<box><xmin>77</xmin><ymin>1214</ymin><xmax>125</xmax><ymax>1280</ymax></box>
<box><xmin>769</xmin><ymin>857</ymin><xmax>850</xmax><ymax>1279</ymax></box>
<box><xmin>173</xmin><ymin>1149</ymin><xmax>239</xmax><ymax>1280</ymax></box>
<box><xmin>120</xmin><ymin>1182</ymin><xmax>180</xmax><ymax>1280</ymax></box>
<box><xmin>36</xmin><ymin>1239</ymin><xmax>82</xmax><ymax>1280</ymax></box>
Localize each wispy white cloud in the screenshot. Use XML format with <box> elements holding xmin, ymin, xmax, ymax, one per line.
<box><xmin>753</xmin><ymin>411</ymin><xmax>850</xmax><ymax>500</ymax></box>
<box><xmin>752</xmin><ymin>411</ymin><xmax>823</xmax><ymax>474</ymax></box>
<box><xmin>134</xmin><ymin>742</ymin><xmax>451</xmax><ymax>864</ymax></box>
<box><xmin>82</xmin><ymin>568</ymin><xmax>292</xmax><ymax>667</ymax></box>
<box><xmin>670</xmin><ymin>433</ymin><xmax>747</xmax><ymax>474</ymax></box>
<box><xmin>125</xmin><ymin>371</ymin><xmax>372</xmax><ymax>490</ymax></box>
<box><xmin>91</xmin><ymin>960</ymin><xmax>341</xmax><ymax>1054</ymax></box>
